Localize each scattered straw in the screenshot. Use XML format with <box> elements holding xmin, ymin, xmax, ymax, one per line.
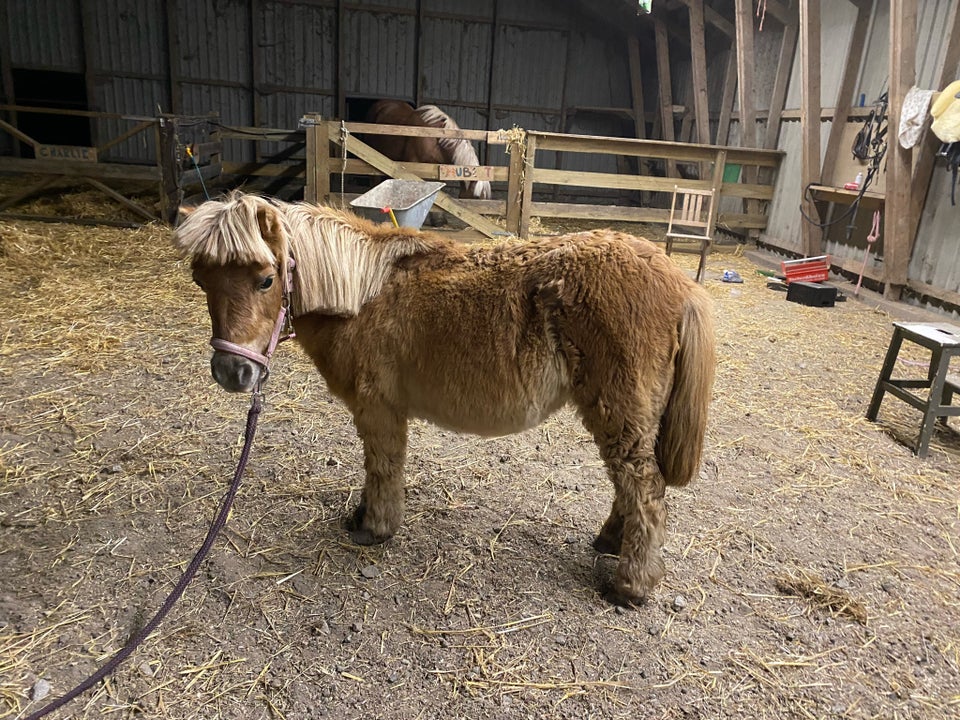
<box><xmin>774</xmin><ymin>569</ymin><xmax>869</xmax><ymax>625</ymax></box>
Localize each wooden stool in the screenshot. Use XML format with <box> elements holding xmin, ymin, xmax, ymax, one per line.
<box><xmin>866</xmin><ymin>322</ymin><xmax>960</xmax><ymax>457</ymax></box>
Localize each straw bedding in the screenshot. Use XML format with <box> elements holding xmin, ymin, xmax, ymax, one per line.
<box><xmin>1</xmin><ymin>199</ymin><xmax>959</xmax><ymax>719</ymax></box>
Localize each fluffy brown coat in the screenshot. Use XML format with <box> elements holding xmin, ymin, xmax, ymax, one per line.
<box><xmin>175</xmin><ymin>193</ymin><xmax>716</xmax><ymax>605</ymax></box>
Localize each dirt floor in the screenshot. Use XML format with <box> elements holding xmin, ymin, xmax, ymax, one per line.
<box><xmin>1</xmin><ymin>192</ymin><xmax>960</xmax><ymax>720</ymax></box>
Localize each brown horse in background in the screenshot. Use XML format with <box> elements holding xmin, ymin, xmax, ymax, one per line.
<box><xmin>174</xmin><ymin>192</ymin><xmax>715</xmax><ymax>606</ymax></box>
<box><xmin>363</xmin><ymin>100</ymin><xmax>491</xmax><ymax>199</ymax></box>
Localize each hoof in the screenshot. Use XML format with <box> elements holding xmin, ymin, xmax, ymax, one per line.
<box><xmin>604</xmin><ymin>585</ymin><xmax>648</xmax><ymax>608</ymax></box>
<box><xmin>345</xmin><ymin>504</ymin><xmax>395</xmax><ymax>546</ymax></box>
<box><xmin>350</xmin><ymin>527</ymin><xmax>388</xmax><ymax>546</ymax></box>
<box><xmin>592</xmin><ymin>533</ymin><xmax>621</xmax><ymax>556</ymax></box>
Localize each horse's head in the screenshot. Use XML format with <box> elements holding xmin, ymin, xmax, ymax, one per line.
<box><xmin>174</xmin><ymin>193</ymin><xmax>293</xmax><ymax>393</ymax></box>
<box><xmin>464</xmin><ymin>179</ymin><xmax>492</xmax><ymax>200</ymax></box>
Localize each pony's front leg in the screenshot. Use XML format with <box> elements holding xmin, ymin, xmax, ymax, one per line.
<box><xmin>347</xmin><ymin>406</ymin><xmax>408</xmax><ymax>546</ymax></box>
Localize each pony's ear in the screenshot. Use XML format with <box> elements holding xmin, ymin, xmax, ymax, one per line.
<box><xmin>176</xmin><ymin>204</ymin><xmax>197</xmax><ymax>226</ymax></box>
<box><xmin>256</xmin><ymin>203</ymin><xmax>285</xmax><ymax>254</ymax></box>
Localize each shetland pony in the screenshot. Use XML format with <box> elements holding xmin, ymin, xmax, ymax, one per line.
<box><xmin>363</xmin><ymin>99</ymin><xmax>492</xmax><ymax>199</ymax></box>
<box><xmin>174</xmin><ymin>193</ymin><xmax>715</xmax><ymax>606</ymax></box>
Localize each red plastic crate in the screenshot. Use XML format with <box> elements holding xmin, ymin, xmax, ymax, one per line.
<box><xmin>781</xmin><ymin>255</ymin><xmax>830</xmax><ymax>284</ymax></box>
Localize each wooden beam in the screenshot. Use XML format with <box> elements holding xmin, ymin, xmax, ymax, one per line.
<box><xmin>678</xmin><ymin>0</ymin><xmax>735</xmax><ymax>38</ymax></box>
<box><xmin>82</xmin><ymin>176</ymin><xmax>159</xmax><ymax>222</ymax></box>
<box><xmin>821</xmin><ymin>3</ymin><xmax>871</xmax><ymax>185</ymax></box>
<box><xmin>654</xmin><ymin>18</ymin><xmax>677</xmax><ymax>176</ymax></box>
<box><xmin>734</xmin><ymin>0</ymin><xmax>757</xmax><ymax>149</ymax></box>
<box><xmin>884</xmin><ymin>0</ymin><xmax>917</xmax><ymax>299</ymax></box>
<box><xmin>715</xmin><ymin>47</ymin><xmax>737</xmax><ymax>145</ymax></box>
<box><xmin>763</xmin><ymin>0</ymin><xmax>795</xmax><ymax>26</ymax></box>
<box><xmin>627</xmin><ymin>34</ymin><xmax>646</xmax><ymax>139</ymax></box>
<box><xmin>763</xmin><ymin>20</ymin><xmax>798</xmax><ymax>150</ymax></box>
<box><xmin>798</xmin><ymin>0</ymin><xmax>821</xmax><ymax>257</ymax></box>
<box><xmin>686</xmin><ymin>0</ymin><xmax>710</xmax><ymax>146</ymax></box>
<box><xmin>735</xmin><ymin>0</ymin><xmax>760</xmax><ymax>238</ymax></box>
<box><xmin>910</xmin><ymin>0</ymin><xmax>960</xmax><ymax>243</ymax></box>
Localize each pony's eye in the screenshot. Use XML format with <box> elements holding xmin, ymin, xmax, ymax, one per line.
<box><xmin>258</xmin><ymin>276</ymin><xmax>275</xmax><ymax>291</ymax></box>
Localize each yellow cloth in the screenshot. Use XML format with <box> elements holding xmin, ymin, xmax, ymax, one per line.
<box><xmin>931</xmin><ymin>80</ymin><xmax>960</xmax><ymax>143</ymax></box>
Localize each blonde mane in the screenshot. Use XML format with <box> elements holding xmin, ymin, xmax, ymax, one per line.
<box><xmin>416</xmin><ymin>105</ymin><xmax>492</xmax><ymax>199</ymax></box>
<box><xmin>172</xmin><ymin>191</ymin><xmax>280</xmax><ymax>267</ymax></box>
<box><xmin>174</xmin><ymin>194</ymin><xmax>439</xmax><ymax>317</ymax></box>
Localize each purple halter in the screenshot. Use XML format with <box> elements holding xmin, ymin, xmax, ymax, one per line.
<box><xmin>209</xmin><ymin>256</ymin><xmax>296</xmax><ymax>383</ymax></box>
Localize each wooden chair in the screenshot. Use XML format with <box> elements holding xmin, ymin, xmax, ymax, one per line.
<box><xmin>664</xmin><ymin>186</ymin><xmax>716</xmax><ymax>283</ymax></box>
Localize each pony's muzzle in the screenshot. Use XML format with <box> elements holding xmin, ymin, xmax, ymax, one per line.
<box><xmin>211</xmin><ymin>351</ymin><xmax>265</xmax><ymax>393</ymax></box>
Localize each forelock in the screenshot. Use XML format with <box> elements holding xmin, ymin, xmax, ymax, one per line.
<box><xmin>172</xmin><ymin>193</ymin><xmax>279</xmax><ymax>266</ymax></box>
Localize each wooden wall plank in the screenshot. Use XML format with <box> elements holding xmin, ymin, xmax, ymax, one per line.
<box><xmin>798</xmin><ymin>0</ymin><xmax>821</xmax><ymax>257</ymax></box>
<box><xmin>166</xmin><ymin>0</ymin><xmax>182</xmax><ymax>114</ymax></box>
<box><xmin>884</xmin><ymin>0</ymin><xmax>917</xmax><ymax>298</ymax></box>
<box><xmin>821</xmin><ymin>3</ymin><xmax>871</xmax><ymax>185</ymax></box>
<box><xmin>764</xmin><ymin>20</ymin><xmax>799</xmax><ymax>150</ymax></box>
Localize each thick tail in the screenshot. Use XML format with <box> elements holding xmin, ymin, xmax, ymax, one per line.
<box><xmin>656</xmin><ymin>287</ymin><xmax>716</xmax><ymax>486</ymax></box>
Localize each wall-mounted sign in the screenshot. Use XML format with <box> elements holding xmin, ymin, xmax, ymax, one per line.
<box><xmin>438</xmin><ymin>164</ymin><xmax>494</xmax><ymax>181</ymax></box>
<box><xmin>36</xmin><ymin>144</ymin><xmax>98</xmax><ymax>162</ymax></box>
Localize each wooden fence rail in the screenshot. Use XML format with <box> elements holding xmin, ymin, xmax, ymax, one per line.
<box><xmin>303</xmin><ymin>116</ymin><xmax>784</xmax><ymax>239</ymax></box>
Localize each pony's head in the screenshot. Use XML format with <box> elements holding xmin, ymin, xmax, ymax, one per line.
<box><xmin>174</xmin><ymin>193</ymin><xmax>292</xmax><ymax>393</ymax></box>
<box><xmin>415</xmin><ymin>105</ymin><xmax>492</xmax><ymax>200</ymax></box>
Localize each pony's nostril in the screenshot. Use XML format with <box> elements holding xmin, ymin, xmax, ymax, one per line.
<box><xmin>237</xmin><ymin>363</ymin><xmax>253</xmax><ymax>388</ymax></box>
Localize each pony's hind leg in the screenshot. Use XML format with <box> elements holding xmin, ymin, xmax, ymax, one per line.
<box><xmin>585</xmin><ymin>413</ymin><xmax>669</xmax><ymax>606</ymax></box>
<box><xmin>347</xmin><ymin>405</ymin><xmax>408</xmax><ymax>546</ymax></box>
<box><xmin>606</xmin><ymin>453</ymin><xmax>667</xmax><ymax>606</ymax></box>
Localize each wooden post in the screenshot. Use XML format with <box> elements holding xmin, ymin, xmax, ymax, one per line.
<box><xmin>518</xmin><ymin>133</ymin><xmax>538</xmax><ymax>239</ymax></box>
<box><xmin>798</xmin><ymin>0</ymin><xmax>821</xmax><ymax>258</ymax></box>
<box><xmin>654</xmin><ymin>18</ymin><xmax>677</xmax><ymax>176</ymax></box>
<box><xmin>158</xmin><ymin>116</ymin><xmax>182</xmax><ymax>224</ymax></box>
<box><xmin>734</xmin><ymin>0</ymin><xmax>757</xmax><ymax>150</ymax></box>
<box><xmin>303</xmin><ymin>114</ymin><xmax>327</xmax><ymax>205</ymax></box>
<box><xmin>686</xmin><ymin>0</ymin><xmax>710</xmax><ymax>146</ymax></box>
<box><xmin>710</xmin><ymin>148</ymin><xmax>727</xmax><ymax>229</ymax></box>
<box><xmin>884</xmin><ymin>0</ymin><xmax>917</xmax><ymax>299</ymax></box>
<box><xmin>821</xmin><ymin>3</ymin><xmax>871</xmax><ymax>185</ymax></box>
<box><xmin>735</xmin><ymin>0</ymin><xmax>760</xmax><ymax>240</ymax></box>
<box><xmin>505</xmin><ymin>134</ymin><xmax>525</xmax><ymax>235</ymax></box>
<box><xmin>627</xmin><ymin>34</ymin><xmax>646</xmax><ymax>139</ymax></box>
